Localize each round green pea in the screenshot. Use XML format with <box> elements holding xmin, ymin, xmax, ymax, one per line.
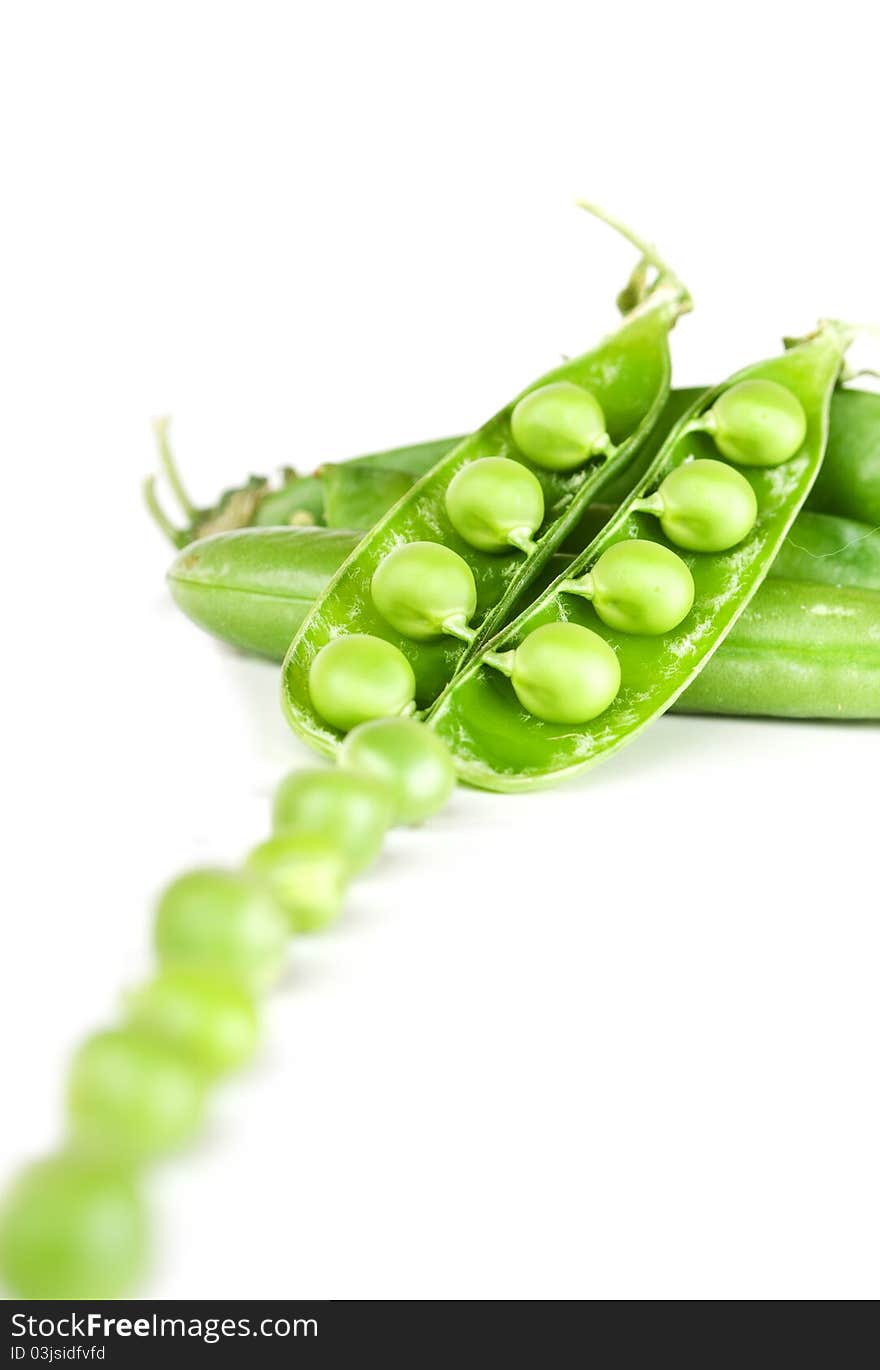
<box><xmin>371</xmin><ymin>541</ymin><xmax>477</xmax><ymax>640</ymax></box>
<box><xmin>589</xmin><ymin>539</ymin><xmax>695</xmax><ymax>635</ymax></box>
<box><xmin>511</xmin><ymin>622</ymin><xmax>620</xmax><ymax>724</ymax></box>
<box><xmin>340</xmin><ymin>717</ymin><xmax>456</xmax><ymax>825</ymax></box>
<box><xmin>155</xmin><ymin>867</ymin><xmax>288</xmax><ymax>993</ymax></box>
<box><xmin>650</xmin><ymin>459</ymin><xmax>758</xmax><ymax>553</ymax></box>
<box><xmin>67</xmin><ymin>1028</ymin><xmax>207</xmax><ymax>1160</ymax></box>
<box><xmin>272</xmin><ymin>767</ymin><xmax>393</xmax><ymax>874</ymax></box>
<box><xmin>510</xmin><ymin>381</ymin><xmax>610</xmax><ymax>472</ymax></box>
<box><xmin>308</xmin><ymin>633</ymin><xmax>416</xmax><ymax>733</ymax></box>
<box><xmin>246</xmin><ymin>833</ymin><xmax>347</xmax><ymax>933</ymax></box>
<box><xmin>445</xmin><ymin>456</ymin><xmax>545</xmax><ymax>553</ymax></box>
<box><xmin>0</xmin><ymin>1155</ymin><xmax>148</xmax><ymax>1299</ymax></box>
<box><xmin>705</xmin><ymin>378</ymin><xmax>807</xmax><ymax>467</ymax></box>
<box><xmin>125</xmin><ymin>969</ymin><xmax>259</xmax><ymax>1077</ymax></box>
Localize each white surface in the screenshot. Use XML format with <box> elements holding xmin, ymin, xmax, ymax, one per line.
<box><xmin>1</xmin><ymin>1</ymin><xmax>878</xmax><ymax>1300</ymax></box>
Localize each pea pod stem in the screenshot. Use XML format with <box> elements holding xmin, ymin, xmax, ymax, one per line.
<box><xmin>508</xmin><ymin>528</ymin><xmax>540</xmax><ymax>556</ymax></box>
<box><xmin>557</xmin><ymin>574</ymin><xmax>595</xmax><ymax>601</ymax></box>
<box><xmin>681</xmin><ymin>412</ymin><xmax>717</xmax><ymax>439</ymax></box>
<box><xmin>576</xmin><ymin>200</ymin><xmax>691</xmax><ymax>316</ymax></box>
<box><xmin>153</xmin><ymin>416</ymin><xmax>197</xmax><ymax>521</ymax></box>
<box><xmin>630</xmin><ymin>493</ymin><xmax>664</xmax><ymax>517</ymax></box>
<box><xmin>483</xmin><ymin>650</ymin><xmax>516</xmax><ymax>678</ymax></box>
<box><xmin>142</xmin><ymin>474</ymin><xmax>186</xmax><ymax>548</ymax></box>
<box><xmin>441</xmin><ymin>616</ymin><xmax>476</xmax><ymax>644</ymax></box>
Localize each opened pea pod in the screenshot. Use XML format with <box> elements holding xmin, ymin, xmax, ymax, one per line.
<box><xmin>426</xmin><ymin>321</ymin><xmax>855</xmax><ymax>790</ymax></box>
<box><xmin>281</xmin><ymin>207</ymin><xmax>692</xmax><ymax>753</ymax></box>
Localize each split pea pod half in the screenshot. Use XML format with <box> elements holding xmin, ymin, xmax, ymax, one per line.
<box><xmin>426</xmin><ymin>321</ymin><xmax>856</xmax><ymax>790</ymax></box>
<box><xmin>281</xmin><ymin>205</ymin><xmax>692</xmax><ymax>755</ymax></box>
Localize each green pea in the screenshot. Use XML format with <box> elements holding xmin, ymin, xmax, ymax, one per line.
<box><xmin>444</xmin><ymin>456</ymin><xmax>545</xmax><ymax>554</ymax></box>
<box><xmin>155</xmin><ymin>868</ymin><xmax>288</xmax><ymax>993</ymax></box>
<box><xmin>636</xmin><ymin>459</ymin><xmax>758</xmax><ymax>553</ymax></box>
<box><xmin>565</xmin><ymin>539</ymin><xmax>694</xmax><ymax>635</ymax></box>
<box><xmin>308</xmin><ymin>633</ymin><xmax>416</xmax><ymax>733</ymax></box>
<box><xmin>507</xmin><ymin>622</ymin><xmax>620</xmax><ymax>724</ymax></box>
<box><xmin>246</xmin><ymin>833</ymin><xmax>347</xmax><ymax>933</ymax></box>
<box><xmin>272</xmin><ymin>767</ymin><xmax>393</xmax><ymax>874</ymax></box>
<box><xmin>340</xmin><ymin>717</ymin><xmax>456</xmax><ymax>825</ymax></box>
<box><xmin>67</xmin><ymin>1028</ymin><xmax>207</xmax><ymax>1160</ymax></box>
<box><xmin>697</xmin><ymin>378</ymin><xmax>807</xmax><ymax>467</ymax></box>
<box><xmin>371</xmin><ymin>541</ymin><xmax>477</xmax><ymax>641</ymax></box>
<box><xmin>0</xmin><ymin>1155</ymin><xmax>147</xmax><ymax>1299</ymax></box>
<box><xmin>125</xmin><ymin>969</ymin><xmax>259</xmax><ymax>1077</ymax></box>
<box><xmin>510</xmin><ymin>381</ymin><xmax>613</xmax><ymax>472</ymax></box>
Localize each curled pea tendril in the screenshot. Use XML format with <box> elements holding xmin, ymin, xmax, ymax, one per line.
<box><xmin>577</xmin><ymin>200</ymin><xmax>692</xmax><ymax>319</ymax></box>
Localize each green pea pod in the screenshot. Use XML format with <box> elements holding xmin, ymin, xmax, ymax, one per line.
<box><xmin>168</xmin><ymin>527</ymin><xmax>359</xmax><ymax>657</ymax></box>
<box><xmin>806</xmin><ymin>387</ymin><xmax>880</xmax><ymax>525</ymax></box>
<box><xmin>673</xmin><ymin>579</ymin><xmax>880</xmax><ymax>719</ymax></box>
<box><xmin>281</xmin><ymin>210</ymin><xmax>692</xmax><ymax>753</ymax></box>
<box><xmin>427</xmin><ymin>321</ymin><xmax>854</xmax><ymax>790</ymax></box>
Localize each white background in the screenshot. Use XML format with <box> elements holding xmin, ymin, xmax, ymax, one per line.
<box><xmin>1</xmin><ymin>1</ymin><xmax>878</xmax><ymax>1299</ymax></box>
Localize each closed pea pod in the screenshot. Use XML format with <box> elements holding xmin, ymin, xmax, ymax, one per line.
<box><xmin>163</xmin><ymin>493</ymin><xmax>880</xmax><ymax>666</ymax></box>
<box><xmin>767</xmin><ymin>508</ymin><xmax>880</xmax><ymax>587</ymax></box>
<box><xmin>154</xmin><ymin>515</ymin><xmax>880</xmax><ymax>726</ymax></box>
<box><xmin>427</xmin><ymin>321</ymin><xmax>855</xmax><ymax>789</ymax></box>
<box><xmin>672</xmin><ymin>579</ymin><xmax>880</xmax><ymax>720</ymax></box>
<box><xmin>281</xmin><ymin>204</ymin><xmax>691</xmax><ymax>752</ymax></box>
<box><xmin>806</xmin><ymin>386</ymin><xmax>880</xmax><ymax>524</ymax></box>
<box><xmin>167</xmin><ymin>526</ymin><xmax>360</xmax><ymax>659</ymax></box>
